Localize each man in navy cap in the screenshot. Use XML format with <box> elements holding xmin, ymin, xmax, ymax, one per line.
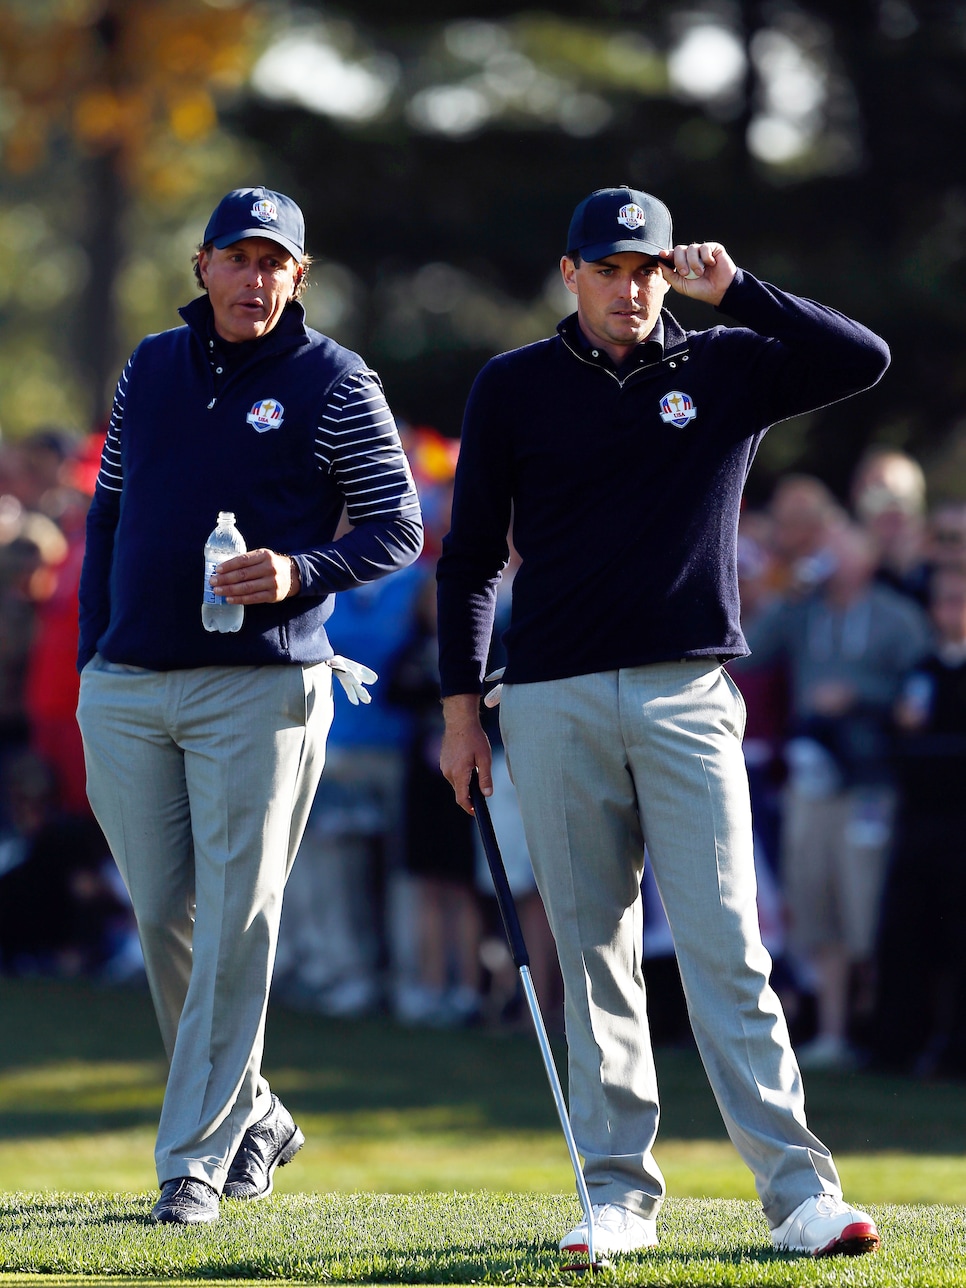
<box><xmin>77</xmin><ymin>187</ymin><xmax>422</xmax><ymax>1223</ymax></box>
<box><xmin>437</xmin><ymin>187</ymin><xmax>887</xmax><ymax>1259</ymax></box>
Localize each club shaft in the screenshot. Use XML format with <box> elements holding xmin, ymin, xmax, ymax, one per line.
<box><xmin>472</xmin><ymin>777</ymin><xmax>529</xmax><ymax>967</ymax></box>
<box><xmin>471</xmin><ymin>776</ymin><xmax>596</xmax><ymax>1265</ymax></box>
<box><xmin>517</xmin><ymin>963</ymin><xmax>596</xmax><ymax>1265</ymax></box>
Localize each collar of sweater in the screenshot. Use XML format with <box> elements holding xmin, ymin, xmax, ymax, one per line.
<box><xmin>178</xmin><ymin>294</ymin><xmax>309</xmax><ymax>367</ymax></box>
<box><xmin>556</xmin><ymin>309</ymin><xmax>689</xmax><ymax>375</ymax></box>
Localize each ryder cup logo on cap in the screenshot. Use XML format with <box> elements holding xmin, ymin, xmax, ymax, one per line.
<box><xmin>659</xmin><ymin>390</ymin><xmax>697</xmax><ymax>429</ymax></box>
<box><xmin>203</xmin><ymin>186</ymin><xmax>305</xmax><ymax>260</ymax></box>
<box><xmin>246</xmin><ymin>398</ymin><xmax>285</xmax><ymax>433</ymax></box>
<box><xmin>567</xmin><ymin>186</ymin><xmax>673</xmax><ymax>262</ymax></box>
<box><xmin>618</xmin><ymin>203</ymin><xmax>647</xmax><ymax>230</ymax></box>
<box><xmin>251</xmin><ymin>197</ymin><xmax>278</xmax><ymax>224</ymax></box>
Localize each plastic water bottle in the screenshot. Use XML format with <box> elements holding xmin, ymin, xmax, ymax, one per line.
<box><xmin>202</xmin><ymin>511</ymin><xmax>246</xmax><ymax>633</ymax></box>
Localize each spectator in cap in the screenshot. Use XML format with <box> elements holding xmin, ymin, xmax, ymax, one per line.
<box><xmin>437</xmin><ymin>184</ymin><xmax>888</xmax><ymax>1259</ymax></box>
<box><xmin>77</xmin><ymin>185</ymin><xmax>422</xmax><ymax>1224</ymax></box>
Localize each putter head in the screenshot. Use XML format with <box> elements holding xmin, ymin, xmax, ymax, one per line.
<box><xmin>561</xmin><ymin>1256</ymin><xmax>610</xmax><ymax>1274</ymax></box>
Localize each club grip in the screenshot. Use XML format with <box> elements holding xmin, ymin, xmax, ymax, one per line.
<box><xmin>470</xmin><ymin>773</ymin><xmax>530</xmax><ymax>970</ymax></box>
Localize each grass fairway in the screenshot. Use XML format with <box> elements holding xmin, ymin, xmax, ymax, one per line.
<box><xmin>1</xmin><ymin>977</ymin><xmax>966</xmax><ymax>1284</ymax></box>
<box><xmin>3</xmin><ymin>1192</ymin><xmax>966</xmax><ymax>1286</ymax></box>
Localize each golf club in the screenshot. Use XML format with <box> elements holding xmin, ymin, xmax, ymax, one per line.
<box><xmin>470</xmin><ymin>772</ymin><xmax>604</xmax><ymax>1273</ymax></box>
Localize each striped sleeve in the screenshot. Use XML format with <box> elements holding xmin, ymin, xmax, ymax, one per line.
<box><xmin>315</xmin><ymin>370</ymin><xmax>421</xmax><ymax>524</ymax></box>
<box><xmin>77</xmin><ymin>353</ymin><xmax>134</xmax><ymax>669</ymax></box>
<box><xmin>95</xmin><ymin>356</ymin><xmax>133</xmax><ymax>494</ymax></box>
<box><xmin>292</xmin><ymin>369</ymin><xmax>423</xmax><ymax>594</ymax></box>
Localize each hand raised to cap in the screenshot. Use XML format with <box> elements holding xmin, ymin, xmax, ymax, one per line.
<box><xmin>660</xmin><ymin>241</ymin><xmax>737</xmax><ymax>306</ymax></box>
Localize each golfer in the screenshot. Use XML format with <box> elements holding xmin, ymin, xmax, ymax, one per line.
<box><xmin>437</xmin><ymin>186</ymin><xmax>886</xmax><ymax>1258</ymax></box>
<box><xmin>77</xmin><ymin>186</ymin><xmax>422</xmax><ymax>1224</ymax></box>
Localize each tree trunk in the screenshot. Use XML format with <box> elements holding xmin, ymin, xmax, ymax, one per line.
<box><xmin>75</xmin><ymin>149</ymin><xmax>125</xmax><ymax>429</ymax></box>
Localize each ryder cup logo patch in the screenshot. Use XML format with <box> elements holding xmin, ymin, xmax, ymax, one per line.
<box><xmin>251</xmin><ymin>198</ymin><xmax>278</xmax><ymax>224</ymax></box>
<box><xmin>618</xmin><ymin>202</ymin><xmax>646</xmax><ymax>231</ymax></box>
<box><xmin>659</xmin><ymin>390</ymin><xmax>697</xmax><ymax>428</ymax></box>
<box><xmin>246</xmin><ymin>398</ymin><xmax>284</xmax><ymax>433</ymax></box>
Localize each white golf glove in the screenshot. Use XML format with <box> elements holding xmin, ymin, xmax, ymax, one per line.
<box><xmin>483</xmin><ymin>666</ymin><xmax>505</xmax><ymax>709</ymax></box>
<box><xmin>328</xmin><ymin>655</ymin><xmax>378</xmax><ymax>705</ymax></box>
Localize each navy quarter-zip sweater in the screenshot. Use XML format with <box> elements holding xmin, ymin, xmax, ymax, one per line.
<box><xmin>437</xmin><ymin>269</ymin><xmax>890</xmax><ymax>695</ymax></box>
<box><xmin>79</xmin><ymin>296</ymin><xmax>422</xmax><ymax>672</ymax></box>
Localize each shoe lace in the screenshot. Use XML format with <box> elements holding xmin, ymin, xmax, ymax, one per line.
<box><xmin>814</xmin><ymin>1194</ymin><xmax>845</xmax><ymax>1218</ymax></box>
<box><xmin>593</xmin><ymin>1203</ymin><xmax>632</xmax><ymax>1232</ymax></box>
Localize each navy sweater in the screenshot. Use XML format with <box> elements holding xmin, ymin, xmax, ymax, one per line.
<box><xmin>79</xmin><ymin>297</ymin><xmax>422</xmax><ymax>671</ymax></box>
<box><xmin>437</xmin><ymin>269</ymin><xmax>890</xmax><ymax>694</ymax></box>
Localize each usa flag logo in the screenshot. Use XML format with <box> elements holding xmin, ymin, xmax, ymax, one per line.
<box><xmin>658</xmin><ymin>390</ymin><xmax>696</xmax><ymax>428</ymax></box>
<box><xmin>251</xmin><ymin>198</ymin><xmax>278</xmax><ymax>224</ymax></box>
<box><xmin>618</xmin><ymin>202</ymin><xmax>646</xmax><ymax>230</ymax></box>
<box><xmin>246</xmin><ymin>398</ymin><xmax>284</xmax><ymax>433</ymax></box>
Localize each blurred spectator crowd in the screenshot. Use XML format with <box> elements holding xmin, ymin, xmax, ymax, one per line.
<box><xmin>2</xmin><ymin>427</ymin><xmax>966</xmax><ymax>1078</ymax></box>
<box><xmin>731</xmin><ymin>449</ymin><xmax>966</xmax><ymax>1078</ymax></box>
<box><xmin>0</xmin><ymin>426</ymin><xmax>138</xmax><ymax>981</ymax></box>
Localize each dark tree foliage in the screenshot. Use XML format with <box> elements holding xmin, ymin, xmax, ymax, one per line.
<box><xmin>232</xmin><ymin>2</ymin><xmax>966</xmax><ymax>495</ymax></box>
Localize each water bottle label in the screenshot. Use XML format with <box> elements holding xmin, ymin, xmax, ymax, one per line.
<box><xmin>203</xmin><ymin>559</ymin><xmax>226</xmax><ymax>605</ymax></box>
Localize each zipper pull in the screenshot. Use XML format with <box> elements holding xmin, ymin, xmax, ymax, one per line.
<box><xmin>207</xmin><ymin>398</ymin><xmax>217</xmax><ymax>410</ymax></box>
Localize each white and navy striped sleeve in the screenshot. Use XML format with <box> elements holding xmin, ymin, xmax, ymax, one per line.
<box><xmin>297</xmin><ymin>369</ymin><xmax>423</xmax><ymax>593</ymax></box>
<box><xmin>93</xmin><ymin>356</ymin><xmax>131</xmax><ymax>494</ymax></box>
<box><xmin>316</xmin><ymin>370</ymin><xmax>421</xmax><ymax>523</ymax></box>
<box><xmin>77</xmin><ymin>354</ymin><xmax>134</xmax><ymax>669</ymax></box>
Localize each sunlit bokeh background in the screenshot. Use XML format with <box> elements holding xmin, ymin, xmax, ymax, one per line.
<box><xmin>1</xmin><ymin>0</ymin><xmax>964</xmax><ymax>496</ymax></box>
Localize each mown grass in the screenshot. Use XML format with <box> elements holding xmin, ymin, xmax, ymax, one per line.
<box><xmin>3</xmin><ymin>1192</ymin><xmax>966</xmax><ymax>1285</ymax></box>
<box><xmin>2</xmin><ymin>977</ymin><xmax>966</xmax><ymax>1284</ymax></box>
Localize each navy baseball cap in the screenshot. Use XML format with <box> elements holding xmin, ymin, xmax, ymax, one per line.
<box><xmin>567</xmin><ymin>187</ymin><xmax>673</xmax><ymax>261</ymax></box>
<box><xmin>203</xmin><ymin>186</ymin><xmax>305</xmax><ymax>259</ymax></box>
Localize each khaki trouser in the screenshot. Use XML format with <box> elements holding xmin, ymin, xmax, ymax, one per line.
<box><xmin>77</xmin><ymin>655</ymin><xmax>333</xmax><ymax>1189</ymax></box>
<box><xmin>499</xmin><ymin>661</ymin><xmax>840</xmax><ymax>1228</ymax></box>
<box><xmin>781</xmin><ymin>783</ymin><xmax>894</xmax><ymax>957</ymax></box>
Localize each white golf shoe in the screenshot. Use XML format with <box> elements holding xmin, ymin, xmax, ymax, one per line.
<box><xmin>770</xmin><ymin>1193</ymin><xmax>880</xmax><ymax>1257</ymax></box>
<box><xmin>559</xmin><ymin>1203</ymin><xmax>658</xmax><ymax>1257</ymax></box>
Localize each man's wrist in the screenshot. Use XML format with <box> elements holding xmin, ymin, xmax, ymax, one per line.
<box><xmin>441</xmin><ymin>692</ymin><xmax>483</xmax><ymax>724</ymax></box>
<box><xmin>288</xmin><ymin>555</ymin><xmax>301</xmax><ymax>597</ymax></box>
